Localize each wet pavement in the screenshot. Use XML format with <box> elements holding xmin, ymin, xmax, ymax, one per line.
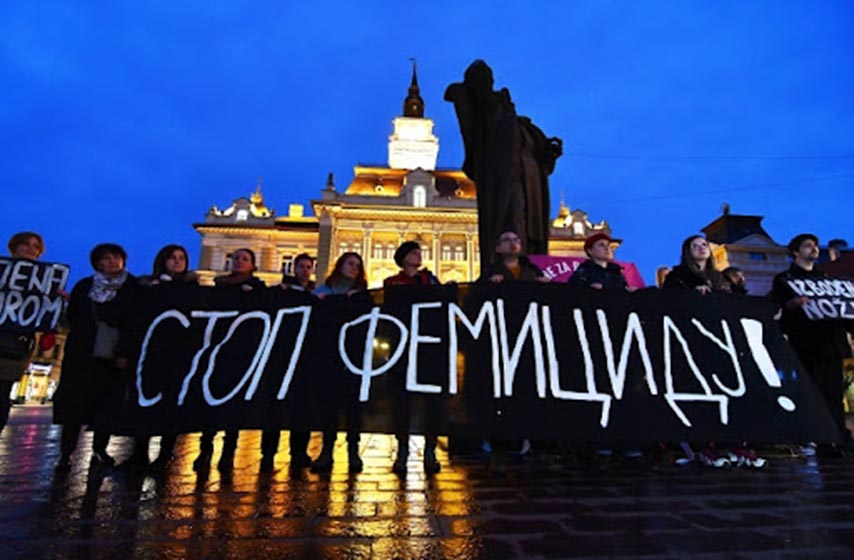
<box><xmin>2</xmin><ymin>406</ymin><xmax>854</xmax><ymax>559</ymax></box>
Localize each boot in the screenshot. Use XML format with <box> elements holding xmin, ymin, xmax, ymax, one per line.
<box><xmin>193</xmin><ymin>432</ymin><xmax>214</xmax><ymax>472</ymax></box>
<box><xmin>392</xmin><ymin>438</ymin><xmax>408</xmax><ymax>474</ymax></box>
<box><xmin>348</xmin><ymin>439</ymin><xmax>363</xmax><ymax>473</ymax></box>
<box><xmin>311</xmin><ymin>435</ymin><xmax>335</xmax><ymax>473</ymax></box>
<box><xmin>423</xmin><ymin>440</ymin><xmax>440</xmax><ymax>474</ymax></box>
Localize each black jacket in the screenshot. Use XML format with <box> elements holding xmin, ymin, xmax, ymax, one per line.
<box><xmin>53</xmin><ymin>274</ymin><xmax>138</xmax><ymax>424</ymax></box>
<box><xmin>567</xmin><ymin>259</ymin><xmax>627</xmax><ymax>291</ymax></box>
<box><xmin>771</xmin><ymin>263</ymin><xmax>852</xmax><ymax>361</ymax></box>
<box><xmin>480</xmin><ymin>255</ymin><xmax>543</xmax><ymax>283</ymax></box>
<box><xmin>662</xmin><ymin>264</ymin><xmax>728</xmax><ymax>292</ymax></box>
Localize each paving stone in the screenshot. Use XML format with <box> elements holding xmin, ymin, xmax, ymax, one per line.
<box><xmin>3</xmin><ymin>406</ymin><xmax>854</xmax><ymax>559</ymax></box>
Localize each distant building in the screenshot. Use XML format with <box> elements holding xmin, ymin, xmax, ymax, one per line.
<box><xmin>701</xmin><ymin>204</ymin><xmax>789</xmax><ymax>296</ymax></box>
<box><xmin>194</xmin><ymin>65</ymin><xmax>614</xmax><ymax>287</ymax></box>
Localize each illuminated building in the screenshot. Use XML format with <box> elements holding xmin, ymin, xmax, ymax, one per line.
<box><xmin>701</xmin><ymin>204</ymin><xmax>789</xmax><ymax>295</ymax></box>
<box><xmin>194</xmin><ymin>66</ymin><xmax>614</xmax><ymax>287</ymax></box>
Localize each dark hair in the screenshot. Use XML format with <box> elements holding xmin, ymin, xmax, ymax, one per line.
<box><xmin>90</xmin><ymin>243</ymin><xmax>127</xmax><ymax>271</ymax></box>
<box><xmin>7</xmin><ymin>231</ymin><xmax>44</xmax><ymax>258</ymax></box>
<box><xmin>787</xmin><ymin>233</ymin><xmax>819</xmax><ymax>256</ymax></box>
<box><xmin>153</xmin><ymin>244</ymin><xmax>190</xmax><ymax>277</ymax></box>
<box><xmin>293</xmin><ymin>253</ymin><xmax>314</xmax><ymax>267</ymax></box>
<box><xmin>325</xmin><ymin>252</ymin><xmax>367</xmax><ymax>290</ymax></box>
<box><xmin>679</xmin><ymin>235</ymin><xmax>723</xmax><ymax>284</ymax></box>
<box><xmin>722</xmin><ymin>266</ymin><xmax>743</xmax><ymax>279</ymax></box>
<box><xmin>232</xmin><ymin>248</ymin><xmax>257</xmax><ymax>271</ymax></box>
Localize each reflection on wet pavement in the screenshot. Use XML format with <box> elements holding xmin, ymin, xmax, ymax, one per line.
<box><xmin>2</xmin><ymin>406</ymin><xmax>854</xmax><ymax>558</ymax></box>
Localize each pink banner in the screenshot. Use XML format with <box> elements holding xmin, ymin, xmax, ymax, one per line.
<box><xmin>528</xmin><ymin>255</ymin><xmax>646</xmax><ymax>288</ymax></box>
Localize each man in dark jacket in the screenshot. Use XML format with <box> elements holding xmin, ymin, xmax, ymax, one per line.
<box><xmin>771</xmin><ymin>233</ymin><xmax>854</xmax><ymax>456</ymax></box>
<box><xmin>481</xmin><ymin>229</ymin><xmax>546</xmax><ymax>284</ymax></box>
<box><xmin>478</xmin><ymin>230</ymin><xmax>546</xmax><ymax>457</ymax></box>
<box><xmin>567</xmin><ymin>232</ymin><xmax>633</xmax><ymax>292</ymax></box>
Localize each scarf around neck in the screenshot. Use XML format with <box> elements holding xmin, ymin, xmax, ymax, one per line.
<box><xmin>88</xmin><ymin>270</ymin><xmax>129</xmax><ymax>303</ymax></box>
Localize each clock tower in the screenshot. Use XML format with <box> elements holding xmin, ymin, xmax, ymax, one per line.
<box><xmin>388</xmin><ymin>61</ymin><xmax>439</xmax><ymax>171</ymax></box>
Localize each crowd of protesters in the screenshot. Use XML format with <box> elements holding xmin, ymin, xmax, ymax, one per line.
<box><xmin>1</xmin><ymin>227</ymin><xmax>853</xmax><ymax>477</ymax></box>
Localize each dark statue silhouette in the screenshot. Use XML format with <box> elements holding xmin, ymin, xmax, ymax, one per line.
<box><xmin>445</xmin><ymin>60</ymin><xmax>563</xmax><ymax>263</ymax></box>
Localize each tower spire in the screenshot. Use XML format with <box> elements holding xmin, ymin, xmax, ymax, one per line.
<box><xmin>403</xmin><ymin>58</ymin><xmax>424</xmax><ymax>118</ymax></box>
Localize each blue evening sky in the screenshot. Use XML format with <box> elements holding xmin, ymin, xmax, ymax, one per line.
<box><xmin>2</xmin><ymin>1</ymin><xmax>852</xmax><ymax>284</ymax></box>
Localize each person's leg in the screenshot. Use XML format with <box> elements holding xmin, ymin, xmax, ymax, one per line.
<box><xmin>150</xmin><ymin>433</ymin><xmax>177</xmax><ymax>470</ymax></box>
<box><xmin>193</xmin><ymin>431</ymin><xmax>215</xmax><ymax>471</ymax></box>
<box><xmin>90</xmin><ymin>431</ymin><xmax>114</xmax><ymax>466</ymax></box>
<box><xmin>55</xmin><ymin>424</ymin><xmax>81</xmax><ymax>469</ymax></box>
<box><xmin>393</xmin><ymin>393</ymin><xmax>411</xmax><ymax>473</ymax></box>
<box><xmin>289</xmin><ymin>430</ymin><xmax>311</xmax><ymax>467</ymax></box>
<box><xmin>260</xmin><ymin>430</ymin><xmax>281</xmax><ymax>471</ymax></box>
<box><xmin>346</xmin><ymin>401</ymin><xmax>363</xmax><ymax>473</ymax></box>
<box><xmin>218</xmin><ymin>430</ymin><xmax>239</xmax><ymax>471</ymax></box>
<box><xmin>0</xmin><ymin>379</ymin><xmax>14</xmax><ymax>433</ymax></box>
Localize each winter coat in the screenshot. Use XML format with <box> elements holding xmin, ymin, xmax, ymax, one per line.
<box><xmin>52</xmin><ymin>274</ymin><xmax>138</xmax><ymax>424</ymax></box>
<box><xmin>771</xmin><ymin>263</ymin><xmax>852</xmax><ymax>361</ymax></box>
<box><xmin>479</xmin><ymin>256</ymin><xmax>543</xmax><ymax>283</ymax></box>
<box><xmin>567</xmin><ymin>259</ymin><xmax>627</xmax><ymax>291</ymax></box>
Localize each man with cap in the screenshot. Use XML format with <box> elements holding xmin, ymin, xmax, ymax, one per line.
<box><xmin>772</xmin><ymin>233</ymin><xmax>854</xmax><ymax>456</ymax></box>
<box><xmin>568</xmin><ymin>232</ymin><xmax>634</xmax><ymax>292</ymax></box>
<box><xmin>383</xmin><ymin>241</ymin><xmax>442</xmax><ymax>474</ymax></box>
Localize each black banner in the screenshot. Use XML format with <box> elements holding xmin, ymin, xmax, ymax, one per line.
<box><xmin>0</xmin><ymin>257</ymin><xmax>69</xmax><ymax>333</ymax></box>
<box><xmin>786</xmin><ymin>277</ymin><xmax>854</xmax><ymax>320</ymax></box>
<box><xmin>117</xmin><ymin>283</ymin><xmax>840</xmax><ymax>443</ymax></box>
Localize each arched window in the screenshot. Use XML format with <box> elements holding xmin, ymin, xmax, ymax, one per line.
<box><xmin>413</xmin><ymin>185</ymin><xmax>426</xmax><ymax>208</ymax></box>
<box><xmin>572</xmin><ymin>221</ymin><xmax>585</xmax><ymax>236</ymax></box>
<box><xmin>387</xmin><ymin>243</ymin><xmax>396</xmax><ymax>259</ymax></box>
<box><xmin>372</xmin><ymin>243</ymin><xmax>384</xmax><ymax>260</ymax></box>
<box><xmin>421</xmin><ymin>244</ymin><xmax>431</xmax><ymax>261</ymax></box>
<box><xmin>454</xmin><ymin>245</ymin><xmax>465</xmax><ymax>261</ymax></box>
<box><xmin>442</xmin><ymin>245</ymin><xmax>452</xmax><ymax>261</ymax></box>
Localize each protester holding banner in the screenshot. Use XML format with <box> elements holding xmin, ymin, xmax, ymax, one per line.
<box><xmin>53</xmin><ymin>243</ymin><xmax>137</xmax><ymax>469</ymax></box>
<box><xmin>662</xmin><ymin>235</ymin><xmax>729</xmax><ymax>294</ymax></box>
<box><xmin>259</xmin><ymin>253</ymin><xmax>316</xmax><ymax>472</ymax></box>
<box><xmin>384</xmin><ymin>241</ymin><xmax>443</xmax><ymax>475</ymax></box>
<box><xmin>120</xmin><ymin>244</ymin><xmax>198</xmax><ymax>471</ymax></box>
<box><xmin>722</xmin><ymin>266</ymin><xmax>748</xmax><ymax>295</ymax></box>
<box><xmin>310</xmin><ymin>252</ymin><xmax>370</xmax><ymax>473</ymax></box>
<box><xmin>479</xmin><ymin>229</ymin><xmax>547</xmax><ymax>457</ymax></box>
<box><xmin>482</xmin><ymin>229</ymin><xmax>547</xmax><ymax>285</ymax></box>
<box><xmin>570</xmin><ymin>232</ymin><xmax>641</xmax><ymax>461</ymax></box>
<box><xmin>663</xmin><ymin>235</ymin><xmax>765</xmax><ymax>468</ymax></box>
<box><xmin>772</xmin><ymin>233</ymin><xmax>854</xmax><ymax>457</ymax></box>
<box><xmin>0</xmin><ymin>232</ymin><xmax>57</xmax><ymax>433</ymax></box>
<box><xmin>194</xmin><ymin>248</ymin><xmax>265</xmax><ymax>473</ymax></box>
<box><xmin>567</xmin><ymin>232</ymin><xmax>634</xmax><ymax>292</ymax></box>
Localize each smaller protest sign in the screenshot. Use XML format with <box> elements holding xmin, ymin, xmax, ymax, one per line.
<box><xmin>785</xmin><ymin>277</ymin><xmax>854</xmax><ymax>320</ymax></box>
<box><xmin>0</xmin><ymin>257</ymin><xmax>69</xmax><ymax>333</ymax></box>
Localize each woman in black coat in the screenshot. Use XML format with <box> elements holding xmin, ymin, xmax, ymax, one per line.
<box><xmin>193</xmin><ymin>248</ymin><xmax>266</xmax><ymax>473</ymax></box>
<box><xmin>120</xmin><ymin>244</ymin><xmax>199</xmax><ymax>471</ymax></box>
<box><xmin>53</xmin><ymin>243</ymin><xmax>137</xmax><ymax>469</ymax></box>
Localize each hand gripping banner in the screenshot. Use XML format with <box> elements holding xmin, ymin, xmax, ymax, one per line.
<box><xmin>114</xmin><ymin>283</ymin><xmax>840</xmax><ymax>443</ymax></box>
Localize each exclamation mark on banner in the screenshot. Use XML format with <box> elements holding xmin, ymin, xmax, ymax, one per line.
<box><xmin>740</xmin><ymin>318</ymin><xmax>796</xmax><ymax>412</ymax></box>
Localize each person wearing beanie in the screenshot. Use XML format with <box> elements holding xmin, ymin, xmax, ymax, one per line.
<box><xmin>385</xmin><ymin>241</ymin><xmax>439</xmax><ymax>287</ymax></box>
<box><xmin>568</xmin><ymin>232</ymin><xmax>634</xmax><ymax>292</ymax></box>
<box><xmin>383</xmin><ymin>241</ymin><xmax>442</xmax><ymax>474</ymax></box>
<box><xmin>772</xmin><ymin>233</ymin><xmax>854</xmax><ymax>457</ymax></box>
